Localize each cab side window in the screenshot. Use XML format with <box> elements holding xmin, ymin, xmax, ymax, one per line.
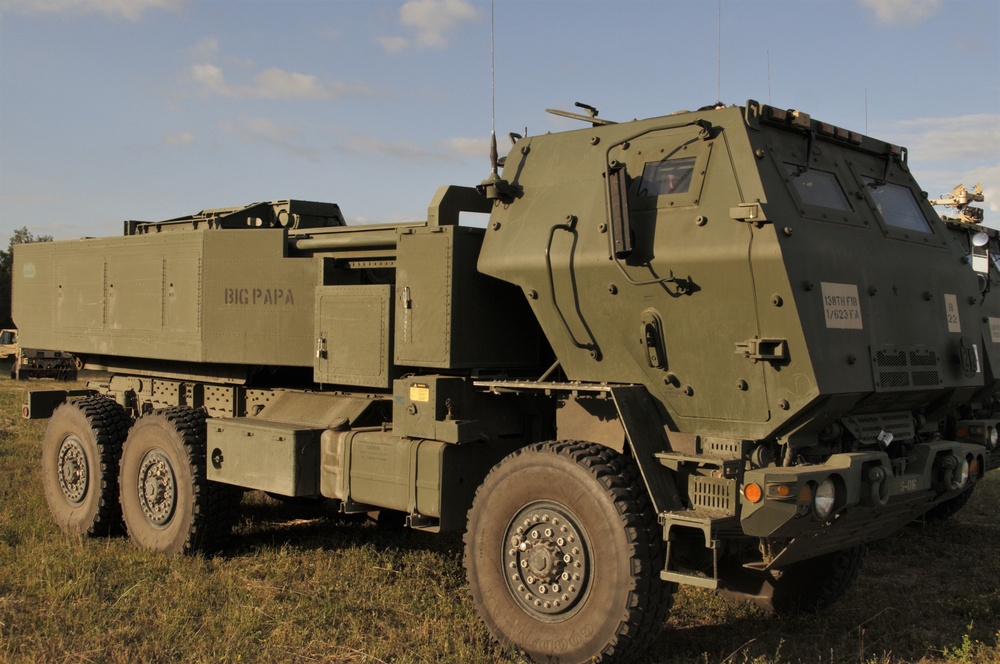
<box><xmin>638</xmin><ymin>157</ymin><xmax>696</xmax><ymax>197</ymax></box>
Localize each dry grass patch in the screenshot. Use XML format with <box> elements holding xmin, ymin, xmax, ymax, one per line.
<box><xmin>1</xmin><ymin>372</ymin><xmax>997</xmax><ymax>663</ymax></box>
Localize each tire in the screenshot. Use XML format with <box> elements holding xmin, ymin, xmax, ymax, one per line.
<box><xmin>920</xmin><ymin>485</ymin><xmax>975</xmax><ymax>523</ymax></box>
<box><xmin>41</xmin><ymin>395</ymin><xmax>131</xmax><ymax>536</ymax></box>
<box><xmin>756</xmin><ymin>545</ymin><xmax>866</xmax><ymax>614</ymax></box>
<box><xmin>464</xmin><ymin>441</ymin><xmax>673</xmax><ymax>663</ymax></box>
<box><xmin>119</xmin><ymin>407</ymin><xmax>240</xmax><ymax>555</ymax></box>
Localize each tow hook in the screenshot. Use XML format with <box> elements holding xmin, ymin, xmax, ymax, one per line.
<box><xmin>939</xmin><ymin>454</ymin><xmax>969</xmax><ymax>492</ymax></box>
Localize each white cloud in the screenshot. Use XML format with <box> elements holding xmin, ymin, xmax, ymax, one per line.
<box><xmin>163</xmin><ymin>131</ymin><xmax>194</xmax><ymax>146</ymax></box>
<box><xmin>446</xmin><ymin>137</ymin><xmax>488</xmax><ymax>159</ymax></box>
<box><xmin>343</xmin><ymin>133</ymin><xmax>438</xmax><ymax>163</ymax></box>
<box><xmin>0</xmin><ymin>0</ymin><xmax>183</xmax><ymax>20</ymax></box>
<box><xmin>253</xmin><ymin>68</ymin><xmax>335</xmax><ymax>100</ymax></box>
<box><xmin>886</xmin><ymin>114</ymin><xmax>1000</xmax><ymax>162</ymax></box>
<box><xmin>860</xmin><ymin>0</ymin><xmax>943</xmax><ymax>25</ymax></box>
<box><xmin>219</xmin><ymin>117</ymin><xmax>319</xmax><ymax>161</ymax></box>
<box><xmin>336</xmin><ymin>133</ymin><xmax>492</xmax><ymax>165</ymax></box>
<box><xmin>887</xmin><ymin>114</ymin><xmax>1000</xmax><ymax>224</ymax></box>
<box><xmin>378</xmin><ymin>0</ymin><xmax>479</xmax><ymax>53</ymax></box>
<box><xmin>377</xmin><ymin>36</ymin><xmax>410</xmax><ymax>54</ymax></box>
<box><xmin>192</xmin><ymin>61</ymin><xmax>371</xmax><ymax>100</ymax></box>
<box><xmin>187</xmin><ymin>37</ymin><xmax>219</xmax><ymax>60</ymax></box>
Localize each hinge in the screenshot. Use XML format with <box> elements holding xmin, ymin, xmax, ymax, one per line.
<box><xmin>735</xmin><ymin>337</ymin><xmax>787</xmax><ymax>363</ymax></box>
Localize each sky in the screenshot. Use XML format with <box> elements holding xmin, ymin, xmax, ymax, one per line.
<box><xmin>0</xmin><ymin>0</ymin><xmax>998</xmax><ymax>242</ymax></box>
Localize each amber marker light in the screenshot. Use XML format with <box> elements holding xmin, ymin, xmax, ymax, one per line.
<box><xmin>743</xmin><ymin>483</ymin><xmax>763</xmax><ymax>503</ymax></box>
<box><xmin>970</xmin><ymin>456</ymin><xmax>981</xmax><ymax>478</ymax></box>
<box><xmin>766</xmin><ymin>482</ymin><xmax>796</xmax><ymax>499</ymax></box>
<box><xmin>956</xmin><ymin>426</ymin><xmax>968</xmax><ymax>439</ymax></box>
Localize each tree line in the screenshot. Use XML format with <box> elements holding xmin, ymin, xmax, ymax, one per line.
<box><xmin>0</xmin><ymin>228</ymin><xmax>53</xmax><ymax>329</ymax></box>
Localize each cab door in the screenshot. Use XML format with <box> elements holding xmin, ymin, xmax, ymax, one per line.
<box><xmin>611</xmin><ymin>125</ymin><xmax>770</xmax><ymax>423</ymax></box>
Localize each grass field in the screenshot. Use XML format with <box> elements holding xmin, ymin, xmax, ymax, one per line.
<box><xmin>1</xmin><ymin>372</ymin><xmax>998</xmax><ymax>663</ymax></box>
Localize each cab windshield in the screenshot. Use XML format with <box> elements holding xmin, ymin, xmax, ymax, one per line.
<box><xmin>862</xmin><ymin>177</ymin><xmax>933</xmax><ymax>234</ymax></box>
<box><xmin>784</xmin><ymin>164</ymin><xmax>852</xmax><ymax>212</ymax></box>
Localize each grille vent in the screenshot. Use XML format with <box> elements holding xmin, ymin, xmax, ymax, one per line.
<box><xmin>690</xmin><ymin>476</ymin><xmax>735</xmax><ymax>513</ymax></box>
<box><xmin>842</xmin><ymin>412</ymin><xmax>915</xmax><ymax>446</ymax></box>
<box><xmin>873</xmin><ymin>349</ymin><xmax>940</xmax><ymax>391</ymax></box>
<box><xmin>701</xmin><ymin>438</ymin><xmax>741</xmax><ymax>459</ymax></box>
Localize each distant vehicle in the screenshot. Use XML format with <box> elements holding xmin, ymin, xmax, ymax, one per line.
<box><xmin>931</xmin><ymin>184</ymin><xmax>1000</xmax><ymax>477</ymax></box>
<box><xmin>0</xmin><ymin>328</ymin><xmax>17</xmax><ymax>360</ymax></box>
<box><xmin>11</xmin><ymin>347</ymin><xmax>78</xmax><ymax>381</ymax></box>
<box><xmin>2</xmin><ymin>328</ymin><xmax>79</xmax><ymax>380</ymax></box>
<box><xmin>15</xmin><ymin>100</ymin><xmax>992</xmax><ymax>663</ymax></box>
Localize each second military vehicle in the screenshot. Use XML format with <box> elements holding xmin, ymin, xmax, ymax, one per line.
<box><xmin>15</xmin><ymin>100</ymin><xmax>989</xmax><ymax>663</ymax></box>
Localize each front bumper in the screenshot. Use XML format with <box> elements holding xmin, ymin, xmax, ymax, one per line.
<box><xmin>740</xmin><ymin>440</ymin><xmax>985</xmax><ymax>567</ymax></box>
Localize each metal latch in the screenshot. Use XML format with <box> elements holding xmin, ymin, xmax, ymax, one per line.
<box><xmin>735</xmin><ymin>337</ymin><xmax>787</xmax><ymax>363</ymax></box>
<box><xmin>729</xmin><ymin>203</ymin><xmax>763</xmax><ymax>222</ymax></box>
<box><xmin>640</xmin><ymin>311</ymin><xmax>665</xmax><ymax>369</ymax></box>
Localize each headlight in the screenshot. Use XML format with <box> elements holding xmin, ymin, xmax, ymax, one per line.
<box><xmin>989</xmin><ymin>426</ymin><xmax>998</xmax><ymax>450</ymax></box>
<box><xmin>813</xmin><ymin>477</ymin><xmax>837</xmax><ymax>520</ymax></box>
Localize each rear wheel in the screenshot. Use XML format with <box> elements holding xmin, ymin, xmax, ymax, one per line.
<box><xmin>464</xmin><ymin>440</ymin><xmax>672</xmax><ymax>663</ymax></box>
<box><xmin>41</xmin><ymin>395</ymin><xmax>131</xmax><ymax>536</ymax></box>
<box><xmin>119</xmin><ymin>407</ymin><xmax>240</xmax><ymax>555</ymax></box>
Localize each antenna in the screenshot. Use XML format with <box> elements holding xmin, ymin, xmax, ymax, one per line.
<box><xmin>490</xmin><ymin>0</ymin><xmax>495</xmax><ymax>141</ymax></box>
<box><xmin>478</xmin><ymin>0</ymin><xmax>513</xmax><ymax>202</ymax></box>
<box><xmin>767</xmin><ymin>50</ymin><xmax>771</xmax><ymax>105</ymax></box>
<box><xmin>717</xmin><ymin>0</ymin><xmax>722</xmax><ymax>103</ymax></box>
<box><xmin>486</xmin><ymin>0</ymin><xmax>499</xmax><ymax>183</ymax></box>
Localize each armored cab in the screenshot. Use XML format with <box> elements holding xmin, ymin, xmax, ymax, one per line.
<box><xmin>16</xmin><ymin>101</ymin><xmax>990</xmax><ymax>664</ymax></box>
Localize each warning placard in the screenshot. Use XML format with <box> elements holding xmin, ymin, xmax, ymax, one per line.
<box><xmin>990</xmin><ymin>317</ymin><xmax>1000</xmax><ymax>343</ymax></box>
<box><xmin>821</xmin><ymin>282</ymin><xmax>863</xmax><ymax>330</ymax></box>
<box><xmin>944</xmin><ymin>294</ymin><xmax>961</xmax><ymax>334</ymax></box>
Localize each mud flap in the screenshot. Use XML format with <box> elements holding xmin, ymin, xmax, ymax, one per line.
<box><xmin>609</xmin><ymin>385</ymin><xmax>685</xmax><ymax>513</ymax></box>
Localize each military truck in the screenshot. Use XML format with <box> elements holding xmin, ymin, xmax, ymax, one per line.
<box><xmin>929</xmin><ymin>184</ymin><xmax>1000</xmax><ymax>477</ymax></box>
<box><xmin>1</xmin><ymin>327</ymin><xmax>78</xmax><ymax>380</ymax></box>
<box><xmin>0</xmin><ymin>328</ymin><xmax>16</xmax><ymax>360</ymax></box>
<box><xmin>11</xmin><ymin>347</ymin><xmax>78</xmax><ymax>381</ymax></box>
<box><xmin>15</xmin><ymin>100</ymin><xmax>989</xmax><ymax>663</ymax></box>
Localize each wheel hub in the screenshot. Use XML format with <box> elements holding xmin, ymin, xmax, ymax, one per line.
<box><xmin>503</xmin><ymin>501</ymin><xmax>590</xmax><ymax>620</ymax></box>
<box><xmin>137</xmin><ymin>449</ymin><xmax>176</xmax><ymax>526</ymax></box>
<box><xmin>57</xmin><ymin>435</ymin><xmax>88</xmax><ymax>504</ymax></box>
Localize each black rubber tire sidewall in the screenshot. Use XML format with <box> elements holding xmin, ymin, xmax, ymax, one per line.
<box><xmin>41</xmin><ymin>403</ymin><xmax>104</xmax><ymax>535</ymax></box>
<box><xmin>119</xmin><ymin>415</ymin><xmax>197</xmax><ymax>555</ymax></box>
<box><xmin>466</xmin><ymin>447</ymin><xmax>640</xmax><ymax>662</ymax></box>
<box><xmin>768</xmin><ymin>544</ymin><xmax>866</xmax><ymax>614</ymax></box>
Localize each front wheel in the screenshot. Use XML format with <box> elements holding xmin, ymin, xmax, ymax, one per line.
<box><xmin>464</xmin><ymin>441</ymin><xmax>673</xmax><ymax>663</ymax></box>
<box><xmin>119</xmin><ymin>407</ymin><xmax>240</xmax><ymax>555</ymax></box>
